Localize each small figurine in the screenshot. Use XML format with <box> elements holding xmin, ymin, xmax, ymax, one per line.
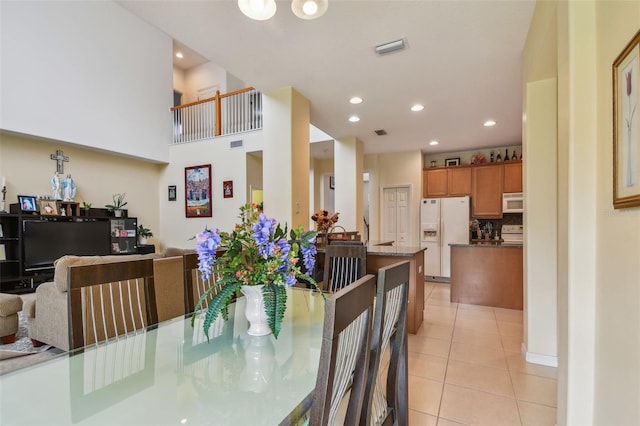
<box><xmin>51</xmin><ymin>172</ymin><xmax>62</xmax><ymax>200</ymax></box>
<box><xmin>62</xmin><ymin>174</ymin><xmax>76</xmax><ymax>201</ymax></box>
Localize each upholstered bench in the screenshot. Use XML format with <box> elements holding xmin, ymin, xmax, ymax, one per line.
<box><xmin>0</xmin><ymin>293</ymin><xmax>23</xmax><ymax>344</ymax></box>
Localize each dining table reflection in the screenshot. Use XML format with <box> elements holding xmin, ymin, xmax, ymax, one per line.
<box><xmin>0</xmin><ymin>287</ymin><xmax>325</xmax><ymax>426</ymax></box>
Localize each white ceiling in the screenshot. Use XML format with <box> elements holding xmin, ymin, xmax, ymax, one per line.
<box><xmin>119</xmin><ymin>0</ymin><xmax>535</xmax><ymax>159</ymax></box>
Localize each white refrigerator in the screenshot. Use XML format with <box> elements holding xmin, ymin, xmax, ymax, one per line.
<box><xmin>420</xmin><ymin>196</ymin><xmax>470</xmax><ymax>281</ymax></box>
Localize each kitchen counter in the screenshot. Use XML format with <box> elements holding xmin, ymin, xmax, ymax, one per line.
<box><xmin>450</xmin><ymin>242</ymin><xmax>523</xmax><ymax>248</ymax></box>
<box><xmin>450</xmin><ymin>244</ymin><xmax>523</xmax><ymax>310</ymax></box>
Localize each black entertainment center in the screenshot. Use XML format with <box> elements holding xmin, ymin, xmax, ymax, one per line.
<box><xmin>0</xmin><ymin>203</ymin><xmax>138</xmax><ymax>292</ymax></box>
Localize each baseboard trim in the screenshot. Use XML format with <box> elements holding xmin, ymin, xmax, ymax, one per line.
<box><xmin>521</xmin><ymin>343</ymin><xmax>558</xmax><ymax>367</ymax></box>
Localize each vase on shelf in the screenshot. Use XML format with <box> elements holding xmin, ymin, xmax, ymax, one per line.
<box><xmin>241</xmin><ymin>285</ymin><xmax>271</xmax><ymax>336</ymax></box>
<box><xmin>114</xmin><ymin>209</ymin><xmax>122</xmax><ymax>218</ymax></box>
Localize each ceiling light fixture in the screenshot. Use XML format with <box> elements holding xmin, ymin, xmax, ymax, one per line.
<box><xmin>175</xmin><ymin>52</ymin><xmax>184</xmax><ymax>59</ymax></box>
<box><xmin>238</xmin><ymin>0</ymin><xmax>277</xmax><ymax>21</ymax></box>
<box><xmin>291</xmin><ymin>0</ymin><xmax>328</xmax><ymax>20</ymax></box>
<box><xmin>375</xmin><ymin>38</ymin><xmax>406</xmax><ymax>56</ymax></box>
<box><xmin>429</xmin><ymin>140</ymin><xmax>439</xmax><ymax>146</ymax></box>
<box><xmin>350</xmin><ymin>96</ymin><xmax>363</xmax><ymax>104</ymax></box>
<box><xmin>411</xmin><ymin>104</ymin><xmax>424</xmax><ymax>112</ymax></box>
<box><xmin>483</xmin><ymin>120</ymin><xmax>497</xmax><ymax>127</ymax></box>
<box><xmin>349</xmin><ymin>115</ymin><xmax>360</xmax><ymax>123</ymax></box>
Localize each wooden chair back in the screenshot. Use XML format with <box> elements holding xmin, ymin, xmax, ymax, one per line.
<box><xmin>67</xmin><ymin>258</ymin><xmax>156</xmax><ymax>350</ymax></box>
<box><xmin>310</xmin><ymin>274</ymin><xmax>377</xmax><ymax>425</ymax></box>
<box><xmin>361</xmin><ymin>261</ymin><xmax>411</xmax><ymax>426</ymax></box>
<box><xmin>322</xmin><ymin>243</ymin><xmax>367</xmax><ymax>292</ymax></box>
<box><xmin>153</xmin><ymin>256</ymin><xmax>186</xmax><ymax>322</ymax></box>
<box><xmin>183</xmin><ymin>251</ymin><xmax>227</xmax><ymax>314</ymax></box>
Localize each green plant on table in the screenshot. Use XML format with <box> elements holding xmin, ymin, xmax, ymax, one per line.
<box><xmin>193</xmin><ymin>203</ymin><xmax>320</xmax><ymax>339</ymax></box>
<box><xmin>137</xmin><ymin>224</ymin><xmax>153</xmax><ymax>238</ymax></box>
<box><xmin>81</xmin><ymin>201</ymin><xmax>92</xmax><ymax>210</ymax></box>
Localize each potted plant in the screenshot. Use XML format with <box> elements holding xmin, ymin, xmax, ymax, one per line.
<box><xmin>194</xmin><ymin>203</ymin><xmax>320</xmax><ymax>338</ymax></box>
<box><xmin>105</xmin><ymin>193</ymin><xmax>127</xmax><ymax>217</ymax></box>
<box><xmin>80</xmin><ymin>201</ymin><xmax>92</xmax><ymax>216</ymax></box>
<box><xmin>137</xmin><ymin>224</ymin><xmax>153</xmax><ymax>245</ymax></box>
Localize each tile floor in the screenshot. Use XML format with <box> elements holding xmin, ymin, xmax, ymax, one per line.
<box><xmin>407</xmin><ymin>282</ymin><xmax>557</xmax><ymax>426</ymax></box>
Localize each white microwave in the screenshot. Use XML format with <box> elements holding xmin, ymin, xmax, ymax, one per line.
<box><xmin>502</xmin><ymin>192</ymin><xmax>523</xmax><ymax>213</ymax></box>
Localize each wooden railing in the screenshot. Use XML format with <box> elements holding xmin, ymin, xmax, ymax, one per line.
<box><xmin>170</xmin><ymin>87</ymin><xmax>262</xmax><ymax>144</ymax></box>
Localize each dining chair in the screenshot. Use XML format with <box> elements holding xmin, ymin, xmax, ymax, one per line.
<box><xmin>183</xmin><ymin>250</ymin><xmax>228</xmax><ymax>314</ymax></box>
<box><xmin>322</xmin><ymin>242</ymin><xmax>367</xmax><ymax>293</ymax></box>
<box><xmin>361</xmin><ymin>261</ymin><xmax>411</xmax><ymax>426</ymax></box>
<box><xmin>309</xmin><ymin>273</ymin><xmax>377</xmax><ymax>425</ymax></box>
<box><xmin>67</xmin><ymin>258</ymin><xmax>156</xmax><ymax>350</ymax></box>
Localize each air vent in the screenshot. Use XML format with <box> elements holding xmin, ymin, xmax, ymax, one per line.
<box><xmin>229</xmin><ymin>140</ymin><xmax>243</xmax><ymax>149</ymax></box>
<box><xmin>374</xmin><ymin>129</ymin><xmax>387</xmax><ymax>136</ymax></box>
<box><xmin>374</xmin><ymin>38</ymin><xmax>406</xmax><ymax>56</ymax></box>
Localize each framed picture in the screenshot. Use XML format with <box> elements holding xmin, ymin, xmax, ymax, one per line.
<box><xmin>223</xmin><ymin>180</ymin><xmax>233</xmax><ymax>198</ymax></box>
<box><xmin>445</xmin><ymin>158</ymin><xmax>461</xmax><ymax>166</ymax></box>
<box><xmin>18</xmin><ymin>195</ymin><xmax>38</xmax><ymax>213</ymax></box>
<box><xmin>185</xmin><ymin>164</ymin><xmax>212</xmax><ymax>218</ymax></box>
<box><xmin>168</xmin><ymin>185</ymin><xmax>177</xmax><ymax>201</ymax></box>
<box><xmin>38</xmin><ymin>199</ymin><xmax>58</xmax><ymax>216</ymax></box>
<box><xmin>613</xmin><ymin>29</ymin><xmax>640</xmax><ymax>209</ymax></box>
<box><xmin>329</xmin><ymin>175</ymin><xmax>335</xmax><ymax>190</ymax></box>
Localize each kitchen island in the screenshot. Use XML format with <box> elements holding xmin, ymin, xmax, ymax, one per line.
<box><xmin>449</xmin><ymin>243</ymin><xmax>523</xmax><ymax>310</ymax></box>
<box><xmin>317</xmin><ymin>242</ymin><xmax>426</xmax><ymax>333</ymax></box>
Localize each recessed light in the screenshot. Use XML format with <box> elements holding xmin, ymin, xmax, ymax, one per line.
<box><xmin>411</xmin><ymin>104</ymin><xmax>424</xmax><ymax>112</ymax></box>
<box><xmin>483</xmin><ymin>120</ymin><xmax>496</xmax><ymax>127</ymax></box>
<box><xmin>429</xmin><ymin>140</ymin><xmax>439</xmax><ymax>146</ymax></box>
<box><xmin>349</xmin><ymin>115</ymin><xmax>360</xmax><ymax>123</ymax></box>
<box><xmin>175</xmin><ymin>52</ymin><xmax>184</xmax><ymax>59</ymax></box>
<box><xmin>349</xmin><ymin>97</ymin><xmax>363</xmax><ymax>104</ymax></box>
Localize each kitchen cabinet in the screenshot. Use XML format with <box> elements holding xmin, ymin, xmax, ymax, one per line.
<box><xmin>423</xmin><ymin>166</ymin><xmax>471</xmax><ymax>198</ymax></box>
<box><xmin>472</xmin><ymin>164</ymin><xmax>503</xmax><ymax>218</ymax></box>
<box><xmin>503</xmin><ymin>161</ymin><xmax>523</xmax><ymax>193</ymax></box>
<box><xmin>423</xmin><ymin>168</ymin><xmax>448</xmax><ymax>197</ymax></box>
<box><xmin>447</xmin><ymin>166</ymin><xmax>472</xmax><ymax>196</ymax></box>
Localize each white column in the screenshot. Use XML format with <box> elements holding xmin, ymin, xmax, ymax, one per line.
<box><xmin>334</xmin><ymin>136</ymin><xmax>364</xmax><ymax>234</ymax></box>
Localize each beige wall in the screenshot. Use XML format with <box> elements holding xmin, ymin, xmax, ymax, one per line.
<box><xmin>0</xmin><ymin>132</ymin><xmax>163</xmax><ymax>245</ymax></box>
<box><xmin>524</xmin><ymin>1</ymin><xmax>640</xmax><ymax>425</ymax></box>
<box><xmin>594</xmin><ymin>1</ymin><xmax>640</xmax><ymax>424</ymax></box>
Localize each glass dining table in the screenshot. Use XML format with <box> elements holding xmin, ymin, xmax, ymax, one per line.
<box><xmin>0</xmin><ymin>287</ymin><xmax>325</xmax><ymax>425</ymax></box>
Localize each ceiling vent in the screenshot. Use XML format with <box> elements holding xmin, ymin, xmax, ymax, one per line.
<box><xmin>374</xmin><ymin>129</ymin><xmax>387</xmax><ymax>136</ymax></box>
<box><xmin>229</xmin><ymin>140</ymin><xmax>243</xmax><ymax>149</ymax></box>
<box><xmin>375</xmin><ymin>38</ymin><xmax>406</xmax><ymax>56</ymax></box>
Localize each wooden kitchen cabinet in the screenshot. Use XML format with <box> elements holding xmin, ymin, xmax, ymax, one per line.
<box><xmin>472</xmin><ymin>164</ymin><xmax>504</xmax><ymax>218</ymax></box>
<box><xmin>447</xmin><ymin>166</ymin><xmax>472</xmax><ymax>196</ymax></box>
<box><xmin>503</xmin><ymin>161</ymin><xmax>523</xmax><ymax>193</ymax></box>
<box><xmin>423</xmin><ymin>168</ymin><xmax>448</xmax><ymax>197</ymax></box>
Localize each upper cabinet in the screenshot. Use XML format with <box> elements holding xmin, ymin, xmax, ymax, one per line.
<box><xmin>423</xmin><ymin>168</ymin><xmax>448</xmax><ymax>197</ymax></box>
<box><xmin>423</xmin><ymin>166</ymin><xmax>471</xmax><ymax>198</ymax></box>
<box><xmin>503</xmin><ymin>161</ymin><xmax>523</xmax><ymax>193</ymax></box>
<box><xmin>472</xmin><ymin>164</ymin><xmax>504</xmax><ymax>218</ymax></box>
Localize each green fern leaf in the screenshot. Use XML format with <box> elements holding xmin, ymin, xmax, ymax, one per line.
<box><xmin>197</xmin><ymin>283</ymin><xmax>241</xmax><ymax>341</ymax></box>
<box><xmin>263</xmin><ymin>285</ymin><xmax>287</xmax><ymax>338</ymax></box>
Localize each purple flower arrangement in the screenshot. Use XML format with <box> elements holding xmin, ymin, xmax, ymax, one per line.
<box><xmin>193</xmin><ymin>203</ymin><xmax>319</xmax><ymax>338</ymax></box>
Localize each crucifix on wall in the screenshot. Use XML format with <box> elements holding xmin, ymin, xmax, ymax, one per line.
<box><xmin>50</xmin><ymin>149</ymin><xmax>69</xmax><ymax>174</ymax></box>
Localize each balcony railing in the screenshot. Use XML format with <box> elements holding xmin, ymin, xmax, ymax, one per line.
<box><xmin>171</xmin><ymin>87</ymin><xmax>262</xmax><ymax>144</ymax></box>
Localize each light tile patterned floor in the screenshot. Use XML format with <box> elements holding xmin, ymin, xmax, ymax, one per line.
<box><xmin>408</xmin><ymin>282</ymin><xmax>557</xmax><ymax>426</ymax></box>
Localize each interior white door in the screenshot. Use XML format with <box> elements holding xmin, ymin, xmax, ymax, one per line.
<box><xmin>382</xmin><ymin>186</ymin><xmax>411</xmax><ymax>246</ymax></box>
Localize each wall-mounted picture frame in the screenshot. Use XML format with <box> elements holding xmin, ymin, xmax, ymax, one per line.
<box><xmin>613</xmin><ymin>29</ymin><xmax>640</xmax><ymax>209</ymax></box>
<box><xmin>329</xmin><ymin>175</ymin><xmax>335</xmax><ymax>190</ymax></box>
<box><xmin>445</xmin><ymin>158</ymin><xmax>461</xmax><ymax>166</ymax></box>
<box><xmin>185</xmin><ymin>164</ymin><xmax>212</xmax><ymax>218</ymax></box>
<box><xmin>38</xmin><ymin>199</ymin><xmax>58</xmax><ymax>216</ymax></box>
<box><xmin>223</xmin><ymin>180</ymin><xmax>233</xmax><ymax>198</ymax></box>
<box><xmin>168</xmin><ymin>185</ymin><xmax>177</xmax><ymax>201</ymax></box>
<box><xmin>18</xmin><ymin>195</ymin><xmax>38</xmax><ymax>213</ymax></box>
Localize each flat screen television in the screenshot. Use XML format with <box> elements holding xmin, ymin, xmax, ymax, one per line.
<box><xmin>23</xmin><ymin>220</ymin><xmax>110</xmax><ymax>271</ymax></box>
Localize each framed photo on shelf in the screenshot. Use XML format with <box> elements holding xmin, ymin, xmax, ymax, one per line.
<box><xmin>613</xmin><ymin>29</ymin><xmax>640</xmax><ymax>209</ymax></box>
<box><xmin>445</xmin><ymin>158</ymin><xmax>461</xmax><ymax>167</ymax></box>
<box><xmin>185</xmin><ymin>164</ymin><xmax>212</xmax><ymax>218</ymax></box>
<box><xmin>168</xmin><ymin>185</ymin><xmax>177</xmax><ymax>201</ymax></box>
<box><xmin>38</xmin><ymin>200</ymin><xmax>58</xmax><ymax>216</ymax></box>
<box><xmin>18</xmin><ymin>195</ymin><xmax>38</xmax><ymax>213</ymax></box>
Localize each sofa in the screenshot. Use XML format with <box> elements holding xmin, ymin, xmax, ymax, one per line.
<box><xmin>23</xmin><ymin>248</ymin><xmax>190</xmax><ymax>351</ymax></box>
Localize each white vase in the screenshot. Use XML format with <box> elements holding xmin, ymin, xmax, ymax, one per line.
<box><xmin>139</xmin><ymin>237</ymin><xmax>148</xmax><ymax>245</ymax></box>
<box><xmin>114</xmin><ymin>210</ymin><xmax>122</xmax><ymax>217</ymax></box>
<box><xmin>240</xmin><ymin>285</ymin><xmax>271</xmax><ymax>336</ymax></box>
